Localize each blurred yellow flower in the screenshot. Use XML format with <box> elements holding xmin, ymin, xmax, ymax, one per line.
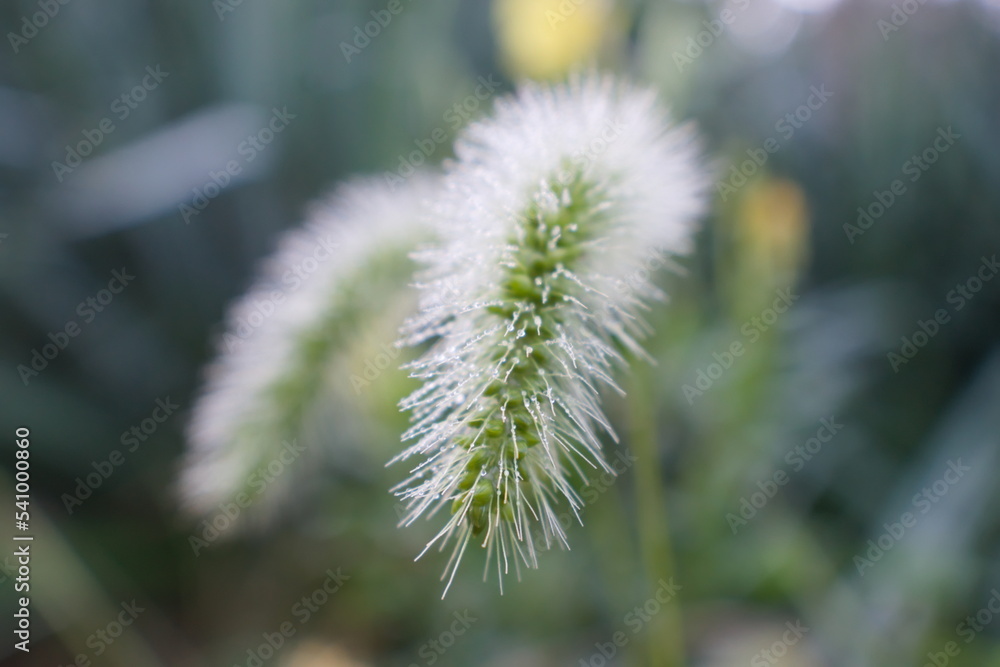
<box><xmin>492</xmin><ymin>0</ymin><xmax>620</xmax><ymax>79</ymax></box>
<box><xmin>738</xmin><ymin>177</ymin><xmax>810</xmax><ymax>283</ymax></box>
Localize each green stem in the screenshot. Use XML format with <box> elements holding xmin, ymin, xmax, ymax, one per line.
<box><xmin>587</xmin><ymin>467</ymin><xmax>644</xmax><ymax>618</ymax></box>
<box><xmin>630</xmin><ymin>362</ymin><xmax>683</xmax><ymax>667</ymax></box>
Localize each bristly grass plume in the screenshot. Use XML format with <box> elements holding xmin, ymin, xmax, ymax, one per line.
<box><xmin>180</xmin><ymin>73</ymin><xmax>706</xmax><ymax>592</ymax></box>
<box><xmin>391</xmin><ymin>74</ymin><xmax>708</xmax><ymax>595</ymax></box>
<box><xmin>182</xmin><ymin>176</ymin><xmax>434</xmax><ymax>524</ymax></box>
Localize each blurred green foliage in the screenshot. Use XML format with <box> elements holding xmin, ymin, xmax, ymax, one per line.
<box><xmin>1</xmin><ymin>0</ymin><xmax>1000</xmax><ymax>666</ymax></box>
